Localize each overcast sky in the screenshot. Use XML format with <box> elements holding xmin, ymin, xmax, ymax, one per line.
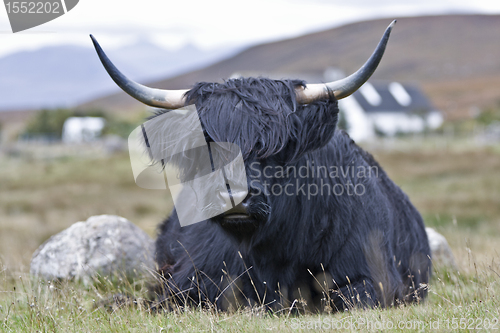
<box><xmin>1</xmin><ymin>0</ymin><xmax>500</xmax><ymax>57</ymax></box>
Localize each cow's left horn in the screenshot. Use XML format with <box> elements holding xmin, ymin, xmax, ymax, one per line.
<box><xmin>296</xmin><ymin>20</ymin><xmax>396</xmax><ymax>104</ymax></box>
<box><xmin>90</xmin><ymin>35</ymin><xmax>188</xmax><ymax>109</ymax></box>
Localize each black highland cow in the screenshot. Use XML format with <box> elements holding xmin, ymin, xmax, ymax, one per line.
<box><xmin>91</xmin><ymin>20</ymin><xmax>431</xmax><ymax>312</ymax></box>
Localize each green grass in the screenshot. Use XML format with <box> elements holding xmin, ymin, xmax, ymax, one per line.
<box><xmin>0</xmin><ymin>264</ymin><xmax>498</xmax><ymax>332</ymax></box>
<box><xmin>1</xmin><ymin>139</ymin><xmax>500</xmax><ymax>331</ymax></box>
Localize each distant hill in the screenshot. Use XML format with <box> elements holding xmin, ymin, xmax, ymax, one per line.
<box><xmin>0</xmin><ymin>39</ymin><xmax>240</xmax><ymax>111</ymax></box>
<box><xmin>81</xmin><ymin>14</ymin><xmax>500</xmax><ymax>119</ymax></box>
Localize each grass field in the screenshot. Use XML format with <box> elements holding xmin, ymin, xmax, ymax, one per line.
<box><xmin>0</xmin><ymin>138</ymin><xmax>499</xmax><ymax>331</ymax></box>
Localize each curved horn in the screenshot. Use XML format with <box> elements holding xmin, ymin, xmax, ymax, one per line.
<box><xmin>90</xmin><ymin>35</ymin><xmax>188</xmax><ymax>109</ymax></box>
<box><xmin>296</xmin><ymin>20</ymin><xmax>396</xmax><ymax>104</ymax></box>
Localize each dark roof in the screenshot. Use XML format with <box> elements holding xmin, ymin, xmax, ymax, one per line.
<box><xmin>352</xmin><ymin>81</ymin><xmax>435</xmax><ymax>114</ymax></box>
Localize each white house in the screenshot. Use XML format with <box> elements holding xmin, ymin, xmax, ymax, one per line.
<box><xmin>338</xmin><ymin>81</ymin><xmax>443</xmax><ymax>142</ymax></box>
<box><xmin>62</xmin><ymin>117</ymin><xmax>106</xmax><ymax>143</ymax></box>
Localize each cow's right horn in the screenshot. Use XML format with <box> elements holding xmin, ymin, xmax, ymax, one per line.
<box><xmin>296</xmin><ymin>20</ymin><xmax>396</xmax><ymax>104</ymax></box>
<box><xmin>90</xmin><ymin>35</ymin><xmax>188</xmax><ymax>109</ymax></box>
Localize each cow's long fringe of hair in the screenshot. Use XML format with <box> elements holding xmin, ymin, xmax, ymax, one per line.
<box><xmin>181</xmin><ymin>77</ymin><xmax>338</xmax><ymax>162</ymax></box>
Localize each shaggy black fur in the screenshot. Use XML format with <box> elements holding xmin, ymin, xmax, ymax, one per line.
<box><xmin>154</xmin><ymin>77</ymin><xmax>431</xmax><ymax>312</ymax></box>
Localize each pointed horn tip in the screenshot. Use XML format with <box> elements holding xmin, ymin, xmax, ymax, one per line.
<box><xmin>89</xmin><ymin>34</ymin><xmax>99</xmax><ymax>48</ymax></box>
<box><xmin>389</xmin><ymin>20</ymin><xmax>397</xmax><ymax>29</ymax></box>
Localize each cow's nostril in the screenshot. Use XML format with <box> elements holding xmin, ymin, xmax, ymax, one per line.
<box><xmin>229</xmin><ymin>189</ymin><xmax>248</xmax><ymax>206</ymax></box>
<box><xmin>240</xmin><ymin>194</ymin><xmax>252</xmax><ymax>207</ymax></box>
<box><xmin>219</xmin><ymin>188</ymin><xmax>249</xmax><ymax>208</ymax></box>
<box><xmin>220</xmin><ymin>190</ymin><xmax>251</xmax><ymax>217</ymax></box>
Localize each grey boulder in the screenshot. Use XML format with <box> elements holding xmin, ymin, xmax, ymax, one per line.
<box><xmin>30</xmin><ymin>215</ymin><xmax>155</xmax><ymax>282</ymax></box>
<box><xmin>426</xmin><ymin>227</ymin><xmax>457</xmax><ymax>269</ymax></box>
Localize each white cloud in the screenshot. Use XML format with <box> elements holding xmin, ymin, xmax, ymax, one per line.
<box><xmin>0</xmin><ymin>0</ymin><xmax>499</xmax><ymax>57</ymax></box>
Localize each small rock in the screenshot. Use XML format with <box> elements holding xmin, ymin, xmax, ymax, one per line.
<box><xmin>426</xmin><ymin>227</ymin><xmax>457</xmax><ymax>269</ymax></box>
<box><xmin>30</xmin><ymin>215</ymin><xmax>155</xmax><ymax>283</ymax></box>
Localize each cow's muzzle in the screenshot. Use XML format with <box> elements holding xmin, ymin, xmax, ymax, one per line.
<box><xmin>220</xmin><ymin>190</ymin><xmax>252</xmax><ymax>220</ymax></box>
